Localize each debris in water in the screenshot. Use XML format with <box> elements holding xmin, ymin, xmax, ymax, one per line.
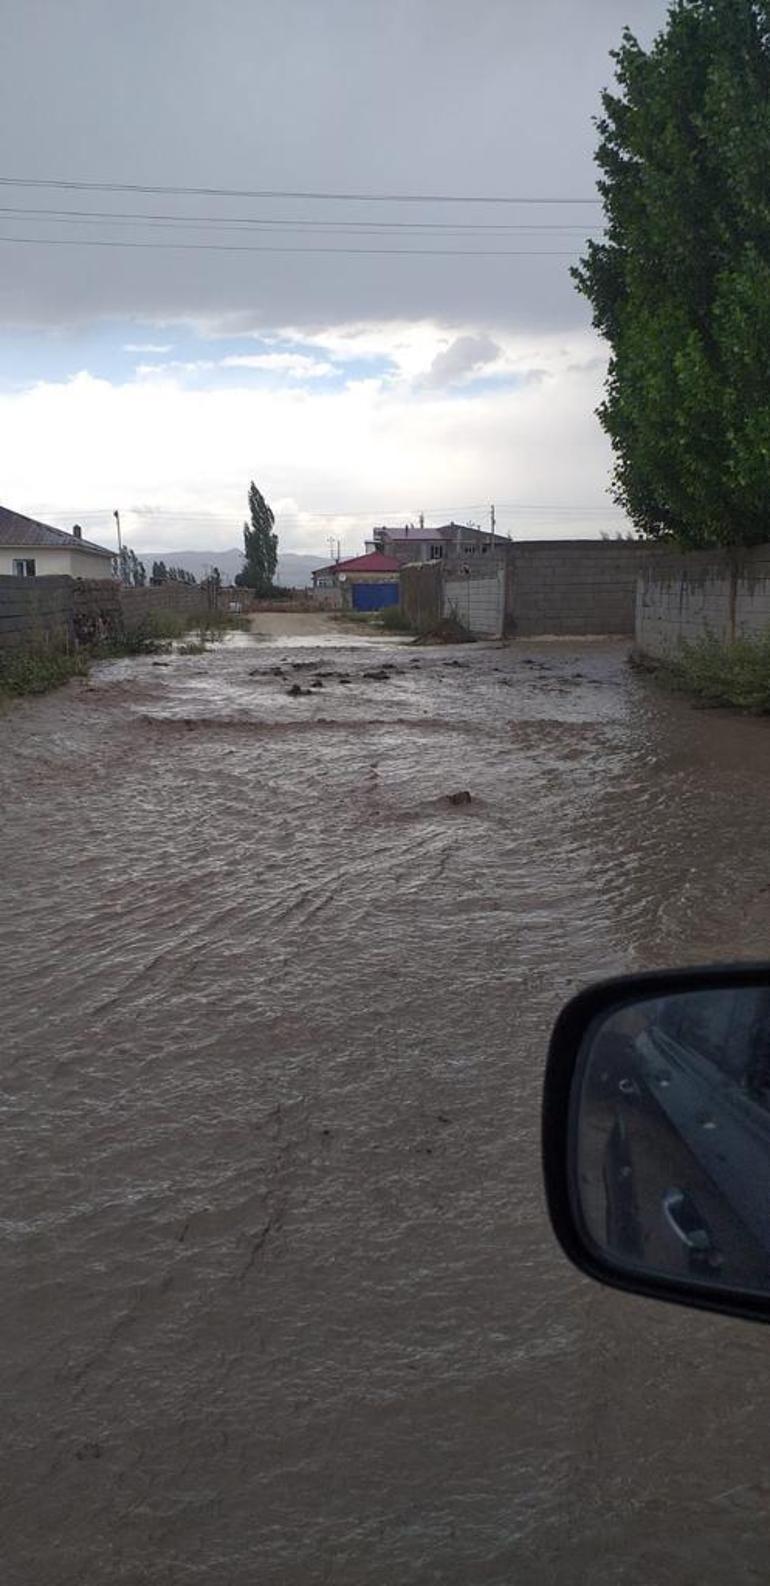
<box><xmin>413</xmin><ymin>615</ymin><xmax>476</xmax><ymax>645</ymax></box>
<box><xmin>446</xmin><ymin>790</ymin><xmax>472</xmax><ymax>806</ymax></box>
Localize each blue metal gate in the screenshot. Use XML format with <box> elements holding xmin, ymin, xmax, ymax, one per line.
<box><xmin>351</xmin><ymin>581</ymin><xmax>399</xmax><ymax>612</ymax></box>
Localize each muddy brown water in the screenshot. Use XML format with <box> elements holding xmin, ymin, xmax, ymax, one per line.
<box><xmin>2</xmin><ymin>614</ymin><xmax>770</xmax><ymax>1585</ymax></box>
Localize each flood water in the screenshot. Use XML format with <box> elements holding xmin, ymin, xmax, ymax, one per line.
<box><xmin>3</xmin><ymin>613</ymin><xmax>770</xmax><ymax>1585</ymax></box>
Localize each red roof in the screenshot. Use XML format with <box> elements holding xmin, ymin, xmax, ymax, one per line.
<box><xmin>312</xmin><ymin>551</ymin><xmax>402</xmax><ymax>576</ymax></box>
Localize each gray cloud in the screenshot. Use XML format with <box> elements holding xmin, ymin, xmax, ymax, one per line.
<box><xmin>422</xmin><ymin>333</ymin><xmax>501</xmax><ymax>387</ymax></box>
<box><xmin>0</xmin><ymin>0</ymin><xmax>669</xmax><ymax>334</ymax></box>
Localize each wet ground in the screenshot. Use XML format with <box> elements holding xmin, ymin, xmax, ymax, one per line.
<box><xmin>3</xmin><ymin>613</ymin><xmax>770</xmax><ymax>1585</ymax></box>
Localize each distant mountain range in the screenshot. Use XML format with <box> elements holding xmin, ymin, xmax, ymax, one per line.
<box><xmin>139</xmin><ymin>548</ymin><xmax>321</xmax><ymax>587</ymax></box>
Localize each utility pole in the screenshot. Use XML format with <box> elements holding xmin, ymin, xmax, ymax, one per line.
<box><xmin>490</xmin><ymin>503</ymin><xmax>496</xmax><ymax>546</ymax></box>
<box><xmin>113</xmin><ymin>509</ymin><xmax>123</xmax><ymax>581</ymax></box>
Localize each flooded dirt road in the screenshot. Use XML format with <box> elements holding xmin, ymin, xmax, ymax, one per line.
<box><xmin>3</xmin><ymin>614</ymin><xmax>770</xmax><ymax>1585</ymax></box>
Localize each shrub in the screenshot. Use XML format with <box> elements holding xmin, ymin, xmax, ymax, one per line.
<box><xmin>666</xmin><ymin>631</ymin><xmax>770</xmax><ymax>713</ymax></box>
<box><xmin>0</xmin><ymin>649</ymin><xmax>90</xmax><ymax>699</ymax></box>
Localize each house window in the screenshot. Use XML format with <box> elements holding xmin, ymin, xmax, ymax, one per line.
<box><xmin>12</xmin><ymin>558</ymin><xmax>36</xmax><ymax>577</ymax></box>
<box><xmin>429</xmin><ymin>544</ymin><xmax>444</xmax><ymax>559</ymax></box>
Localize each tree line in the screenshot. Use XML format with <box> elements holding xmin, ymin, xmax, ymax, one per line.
<box><xmin>114</xmin><ymin>549</ymin><xmax>200</xmax><ymax>586</ymax></box>
<box><xmin>150</xmin><ymin>561</ymin><xmax>198</xmax><ymax>585</ymax></box>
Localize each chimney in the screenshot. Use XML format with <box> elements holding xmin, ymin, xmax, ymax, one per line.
<box><xmin>72</xmin><ymin>524</ymin><xmax>82</xmax><ymax>540</ymax></box>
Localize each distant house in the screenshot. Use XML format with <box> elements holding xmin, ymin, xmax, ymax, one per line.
<box><xmin>365</xmin><ymin>522</ymin><xmax>509</xmax><ymax>564</ymax></box>
<box><xmin>0</xmin><ymin>505</ymin><xmax>115</xmax><ymax>579</ymax></box>
<box><xmin>311</xmin><ymin>550</ymin><xmax>402</xmax><ymax>610</ymax></box>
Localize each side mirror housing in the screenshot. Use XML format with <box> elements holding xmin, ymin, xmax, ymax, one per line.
<box><xmin>542</xmin><ymin>965</ymin><xmax>770</xmax><ymax>1323</ymax></box>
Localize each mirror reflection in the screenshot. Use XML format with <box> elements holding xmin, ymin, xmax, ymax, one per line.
<box><xmin>573</xmin><ymin>987</ymin><xmax>770</xmax><ymax>1294</ymax></box>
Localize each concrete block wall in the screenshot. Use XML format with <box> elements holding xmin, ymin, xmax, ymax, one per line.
<box><xmin>444</xmin><ymin>563</ymin><xmax>505</xmax><ymax>637</ymax></box>
<box><xmin>400</xmin><ymin>561</ymin><xmax>442</xmax><ymax>632</ymax></box>
<box><xmin>401</xmin><ymin>541</ymin><xmax>655</xmax><ymax>640</ymax></box>
<box><xmin>636</xmin><ymin>545</ymin><xmax>770</xmax><ymax>659</ymax></box>
<box><xmin>507</xmin><ymin>541</ymin><xmax>652</xmax><ymax>637</ymax></box>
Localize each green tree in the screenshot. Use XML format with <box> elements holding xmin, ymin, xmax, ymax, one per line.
<box><xmin>574</xmin><ymin>0</ymin><xmax>770</xmax><ymax>547</ymax></box>
<box><xmin>235</xmin><ymin>482</ymin><xmax>278</xmax><ymax>592</ymax></box>
<box><xmin>152</xmin><ymin>560</ymin><xmax>168</xmax><ymax>584</ymax></box>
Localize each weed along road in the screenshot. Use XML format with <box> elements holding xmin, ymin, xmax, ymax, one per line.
<box><xmin>3</xmin><ymin>612</ymin><xmax>770</xmax><ymax>1585</ymax></box>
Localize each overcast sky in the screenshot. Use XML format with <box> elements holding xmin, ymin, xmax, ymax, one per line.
<box><xmin>0</xmin><ymin>0</ymin><xmax>669</xmax><ymax>559</ymax></box>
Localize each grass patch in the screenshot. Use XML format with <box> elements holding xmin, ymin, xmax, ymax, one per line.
<box><xmin>330</xmin><ymin>609</ymin><xmax>379</xmax><ymax>626</ymax></box>
<box><xmin>0</xmin><ymin>609</ymin><xmax>250</xmax><ymax>703</ymax></box>
<box><xmin>376</xmin><ymin>605</ymin><xmax>413</xmax><ymax>633</ymax></box>
<box><xmin>331</xmin><ymin>606</ymin><xmax>413</xmax><ymax>631</ymax></box>
<box><xmin>0</xmin><ymin>649</ymin><xmax>90</xmax><ymax>699</ymax></box>
<box><xmin>195</xmin><ymin>611</ymin><xmax>250</xmax><ymax>644</ymax></box>
<box><xmin>660</xmin><ymin>631</ymin><xmax>770</xmax><ymax>712</ymax></box>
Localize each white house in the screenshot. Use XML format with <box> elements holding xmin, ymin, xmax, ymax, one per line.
<box><xmin>0</xmin><ymin>505</ymin><xmax>115</xmax><ymax>579</ymax></box>
<box><xmin>365</xmin><ymin>522</ymin><xmax>510</xmax><ymax>564</ymax></box>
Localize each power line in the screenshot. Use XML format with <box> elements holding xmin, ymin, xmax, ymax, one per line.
<box><xmin>0</xmin><ymin>232</ymin><xmax>579</xmax><ymax>258</ymax></box>
<box><xmin>0</xmin><ymin>174</ymin><xmax>602</xmax><ymax>205</ymax></box>
<box><xmin>0</xmin><ymin>204</ymin><xmax>602</xmax><ymax>236</ymax></box>
<box><xmin>59</xmin><ymin>503</ymin><xmax>624</xmax><ymax>523</ymax></box>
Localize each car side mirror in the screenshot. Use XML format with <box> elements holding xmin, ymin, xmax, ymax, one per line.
<box><xmin>542</xmin><ymin>966</ymin><xmax>770</xmax><ymax>1323</ymax></box>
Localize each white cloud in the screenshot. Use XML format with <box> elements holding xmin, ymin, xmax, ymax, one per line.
<box><xmin>133</xmin><ymin>352</ymin><xmax>335</xmax><ymax>381</ymax></box>
<box><xmin>135</xmin><ymin>359</ymin><xmax>215</xmax><ymax>378</ymax></box>
<box><xmin>221</xmin><ymin>353</ymin><xmax>334</xmax><ymax>378</ymax></box>
<box><xmin>0</xmin><ymin>338</ymin><xmax>619</xmax><ymax>558</ymax></box>
<box><xmin>123</xmin><ymin>342</ymin><xmax>174</xmax><ymax>354</ymax></box>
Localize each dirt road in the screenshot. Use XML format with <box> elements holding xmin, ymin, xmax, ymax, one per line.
<box><xmin>3</xmin><ymin>618</ymin><xmax>770</xmax><ymax>1584</ymax></box>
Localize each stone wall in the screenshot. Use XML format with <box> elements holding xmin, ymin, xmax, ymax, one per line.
<box><xmin>507</xmin><ymin>540</ymin><xmax>652</xmax><ymax>637</ymax></box>
<box><xmin>119</xmin><ymin>582</ymin><xmax>207</xmax><ymax>632</ymax></box>
<box><xmin>636</xmin><ymin>545</ymin><xmax>770</xmax><ymax>659</ymax></box>
<box><xmin>0</xmin><ymin>575</ymin><xmax>74</xmax><ymax>650</ymax></box>
<box><xmin>0</xmin><ymin>576</ymin><xmax>212</xmax><ymax>652</ymax></box>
